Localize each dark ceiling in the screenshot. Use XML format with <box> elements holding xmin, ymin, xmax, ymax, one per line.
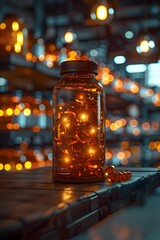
<box><xmin>1</xmin><ymin>0</ymin><xmax>160</xmax><ymax>63</ymax></box>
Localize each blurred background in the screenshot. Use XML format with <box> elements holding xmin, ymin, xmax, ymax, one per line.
<box><xmin>0</xmin><ymin>0</ymin><xmax>160</xmax><ymax>172</ymax></box>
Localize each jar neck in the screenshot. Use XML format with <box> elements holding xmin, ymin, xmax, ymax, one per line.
<box><xmin>62</xmin><ymin>73</ymin><xmax>96</xmax><ymax>79</ymax></box>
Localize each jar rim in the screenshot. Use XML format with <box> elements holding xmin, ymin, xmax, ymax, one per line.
<box><xmin>60</xmin><ymin>60</ymin><xmax>98</xmax><ymax>75</ymax></box>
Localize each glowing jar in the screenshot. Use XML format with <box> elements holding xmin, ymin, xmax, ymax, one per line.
<box><xmin>52</xmin><ymin>60</ymin><xmax>105</xmax><ymax>183</ymax></box>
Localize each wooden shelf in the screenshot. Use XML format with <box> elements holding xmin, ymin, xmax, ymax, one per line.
<box><xmin>0</xmin><ymin>166</ymin><xmax>160</xmax><ymax>239</ymax></box>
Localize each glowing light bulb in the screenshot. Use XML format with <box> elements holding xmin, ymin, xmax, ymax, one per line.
<box><xmin>130</xmin><ymin>83</ymin><xmax>139</xmax><ymax>93</ymax></box>
<box><xmin>64</xmin><ymin>32</ymin><xmax>73</xmax><ymax>43</ymax></box>
<box><xmin>14</xmin><ymin>108</ymin><xmax>20</xmax><ymax>115</ymax></box>
<box><xmin>90</xmin><ymin>127</ymin><xmax>97</xmax><ymax>135</ymax></box>
<box><xmin>24</xmin><ymin>161</ymin><xmax>32</xmax><ymax>169</ymax></box>
<box><xmin>17</xmin><ymin>31</ymin><xmax>23</xmax><ymax>45</ymax></box>
<box><xmin>140</xmin><ymin>40</ymin><xmax>149</xmax><ymax>53</ymax></box>
<box><xmin>6</xmin><ymin>108</ymin><xmax>13</xmax><ymax>116</ymax></box>
<box><xmin>88</xmin><ymin>147</ymin><xmax>96</xmax><ymax>156</ymax></box>
<box><xmin>64</xmin><ymin>30</ymin><xmax>76</xmax><ymax>43</ymax></box>
<box><xmin>23</xmin><ymin>108</ymin><xmax>31</xmax><ymax>116</ymax></box>
<box><xmin>0</xmin><ymin>109</ymin><xmax>4</xmax><ymax>116</ymax></box>
<box><xmin>0</xmin><ymin>22</ymin><xmax>6</xmax><ymax>30</ymax></box>
<box><xmin>0</xmin><ymin>163</ymin><xmax>3</xmax><ymax>170</ymax></box>
<box><xmin>81</xmin><ymin>113</ymin><xmax>88</xmax><ymax>121</ymax></box>
<box><xmin>12</xmin><ymin>21</ymin><xmax>19</xmax><ymax>31</ymax></box>
<box><xmin>5</xmin><ymin>45</ymin><xmax>11</xmax><ymax>51</ymax></box>
<box><xmin>14</xmin><ymin>43</ymin><xmax>21</xmax><ymax>53</ymax></box>
<box><xmin>96</xmin><ymin>5</ymin><xmax>108</xmax><ymax>20</ymax></box>
<box><xmin>16</xmin><ymin>163</ymin><xmax>23</xmax><ymax>171</ymax></box>
<box><xmin>105</xmin><ymin>152</ymin><xmax>112</xmax><ymax>160</ymax></box>
<box><xmin>4</xmin><ymin>164</ymin><xmax>11</xmax><ymax>171</ymax></box>
<box><xmin>77</xmin><ymin>111</ymin><xmax>89</xmax><ymax>122</ymax></box>
<box><xmin>117</xmin><ymin>152</ymin><xmax>125</xmax><ymax>160</ymax></box>
<box><xmin>91</xmin><ymin>0</ymin><xmax>114</xmax><ymax>23</ymax></box>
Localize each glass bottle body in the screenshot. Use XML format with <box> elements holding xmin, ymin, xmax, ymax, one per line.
<box><xmin>52</xmin><ymin>73</ymin><xmax>105</xmax><ymax>183</ymax></box>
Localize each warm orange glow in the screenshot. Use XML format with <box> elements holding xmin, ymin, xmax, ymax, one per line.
<box><xmin>68</xmin><ymin>51</ymin><xmax>77</xmax><ymax>58</ymax></box>
<box><xmin>46</xmin><ymin>54</ymin><xmax>57</xmax><ymax>62</ymax></box>
<box><xmin>80</xmin><ymin>113</ymin><xmax>88</xmax><ymax>121</ymax></box>
<box><xmin>115</xmin><ymin>120</ymin><xmax>123</xmax><ymax>128</ymax></box>
<box><xmin>12</xmin><ymin>21</ymin><xmax>19</xmax><ymax>31</ymax></box>
<box><xmin>24</xmin><ymin>161</ymin><xmax>32</xmax><ymax>169</ymax></box>
<box><xmin>16</xmin><ymin>163</ymin><xmax>23</xmax><ymax>171</ymax></box>
<box><xmin>14</xmin><ymin>108</ymin><xmax>20</xmax><ymax>115</ymax></box>
<box><xmin>96</xmin><ymin>5</ymin><xmax>108</xmax><ymax>20</ymax></box>
<box><xmin>26</xmin><ymin>52</ymin><xmax>33</xmax><ymax>61</ymax></box>
<box><xmin>133</xmin><ymin>128</ymin><xmax>140</xmax><ymax>136</ymax></box>
<box><xmin>76</xmin><ymin>93</ymin><xmax>87</xmax><ymax>102</ymax></box>
<box><xmin>130</xmin><ymin>119</ymin><xmax>138</xmax><ymax>127</ymax></box>
<box><xmin>4</xmin><ymin>164</ymin><xmax>11</xmax><ymax>171</ymax></box>
<box><xmin>17</xmin><ymin>31</ymin><xmax>23</xmax><ymax>45</ymax></box>
<box><xmin>124</xmin><ymin>150</ymin><xmax>131</xmax><ymax>158</ymax></box>
<box><xmin>32</xmin><ymin>55</ymin><xmax>37</xmax><ymax>63</ymax></box>
<box><xmin>105</xmin><ymin>152</ymin><xmax>112</xmax><ymax>160</ymax></box>
<box><xmin>120</xmin><ymin>118</ymin><xmax>127</xmax><ymax>126</ymax></box>
<box><xmin>88</xmin><ymin>147</ymin><xmax>96</xmax><ymax>156</ymax></box>
<box><xmin>121</xmin><ymin>158</ymin><xmax>129</xmax><ymax>165</ymax></box>
<box><xmin>149</xmin><ymin>141</ymin><xmax>155</xmax><ymax>150</ymax></box>
<box><xmin>105</xmin><ymin>119</ymin><xmax>110</xmax><ymax>127</ymax></box>
<box><xmin>130</xmin><ymin>84</ymin><xmax>139</xmax><ymax>93</ymax></box>
<box><xmin>47</xmin><ymin>61</ymin><xmax>53</xmax><ymax>68</ymax></box>
<box><xmin>49</xmin><ymin>44</ymin><xmax>56</xmax><ymax>51</ymax></box>
<box><xmin>110</xmin><ymin>123</ymin><xmax>117</xmax><ymax>131</ymax></box>
<box><xmin>14</xmin><ymin>42</ymin><xmax>21</xmax><ymax>53</ymax></box>
<box><xmin>102</xmin><ymin>76</ymin><xmax>110</xmax><ymax>85</ymax></box>
<box><xmin>0</xmin><ymin>163</ymin><xmax>3</xmax><ymax>170</ymax></box>
<box><xmin>0</xmin><ymin>109</ymin><xmax>4</xmax><ymax>116</ymax></box>
<box><xmin>117</xmin><ymin>151</ymin><xmax>125</xmax><ymax>159</ymax></box>
<box><xmin>154</xmin><ymin>93</ymin><xmax>160</xmax><ymax>106</ymax></box>
<box><xmin>33</xmin><ymin>125</ymin><xmax>40</xmax><ymax>132</ymax></box>
<box><xmin>64</xmin><ymin>31</ymin><xmax>74</xmax><ymax>43</ymax></box>
<box><xmin>121</xmin><ymin>141</ymin><xmax>129</xmax><ymax>149</ymax></box>
<box><xmin>114</xmin><ymin>79</ymin><xmax>123</xmax><ymax>91</ymax></box>
<box><xmin>33</xmin><ymin>108</ymin><xmax>39</xmax><ymax>115</ymax></box>
<box><xmin>103</xmin><ymin>67</ymin><xmax>110</xmax><ymax>73</ymax></box>
<box><xmin>20</xmin><ymin>141</ymin><xmax>28</xmax><ymax>149</ymax></box>
<box><xmin>154</xmin><ymin>100</ymin><xmax>160</xmax><ymax>107</ymax></box>
<box><xmin>109</xmin><ymin>74</ymin><xmax>114</xmax><ymax>82</ymax></box>
<box><xmin>5</xmin><ymin>45</ymin><xmax>11</xmax><ymax>51</ymax></box>
<box><xmin>0</xmin><ymin>22</ymin><xmax>6</xmax><ymax>30</ymax></box>
<box><xmin>39</xmin><ymin>55</ymin><xmax>45</xmax><ymax>61</ymax></box>
<box><xmin>90</xmin><ymin>127</ymin><xmax>97</xmax><ymax>135</ymax></box>
<box><xmin>146</xmin><ymin>88</ymin><xmax>153</xmax><ymax>96</ymax></box>
<box><xmin>140</xmin><ymin>40</ymin><xmax>149</xmax><ymax>53</ymax></box>
<box><xmin>12</xmin><ymin>96</ymin><xmax>20</xmax><ymax>102</ymax></box>
<box><xmin>62</xmin><ymin>116</ymin><xmax>70</xmax><ymax>123</ymax></box>
<box><xmin>63</xmin><ymin>155</ymin><xmax>71</xmax><ymax>163</ymax></box>
<box><xmin>131</xmin><ymin>146</ymin><xmax>140</xmax><ymax>153</ymax></box>
<box><xmin>142</xmin><ymin>122</ymin><xmax>150</xmax><ymax>131</ymax></box>
<box><xmin>157</xmin><ymin>144</ymin><xmax>160</xmax><ymax>152</ymax></box>
<box><xmin>101</xmin><ymin>72</ymin><xmax>114</xmax><ymax>85</ymax></box>
<box><xmin>23</xmin><ymin>108</ymin><xmax>31</xmax><ymax>116</ymax></box>
<box><xmin>47</xmin><ymin>109</ymin><xmax>52</xmax><ymax>116</ymax></box>
<box><xmin>155</xmin><ymin>93</ymin><xmax>160</xmax><ymax>100</ymax></box>
<box><xmin>13</xmin><ymin>123</ymin><xmax>19</xmax><ymax>129</ymax></box>
<box><xmin>6</xmin><ymin>108</ymin><xmax>13</xmax><ymax>116</ymax></box>
<box><xmin>7</xmin><ymin>123</ymin><xmax>12</xmax><ymax>129</ymax></box>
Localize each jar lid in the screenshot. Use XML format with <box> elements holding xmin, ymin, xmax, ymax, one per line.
<box><xmin>60</xmin><ymin>60</ymin><xmax>98</xmax><ymax>75</ymax></box>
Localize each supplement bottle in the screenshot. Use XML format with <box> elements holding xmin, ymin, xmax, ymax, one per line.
<box><xmin>52</xmin><ymin>60</ymin><xmax>105</xmax><ymax>183</ymax></box>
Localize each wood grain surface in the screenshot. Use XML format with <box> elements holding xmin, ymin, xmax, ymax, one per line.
<box><xmin>0</xmin><ymin>167</ymin><xmax>160</xmax><ymax>240</ymax></box>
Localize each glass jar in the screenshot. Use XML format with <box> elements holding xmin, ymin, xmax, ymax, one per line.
<box><xmin>52</xmin><ymin>60</ymin><xmax>105</xmax><ymax>183</ymax></box>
